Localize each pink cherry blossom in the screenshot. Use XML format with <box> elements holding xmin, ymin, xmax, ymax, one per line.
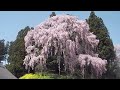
<box><xmin>23</xmin><ymin>14</ymin><xmax>107</xmax><ymax>77</ymax></box>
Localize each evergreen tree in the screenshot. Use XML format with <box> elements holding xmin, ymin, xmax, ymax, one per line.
<box><xmin>87</xmin><ymin>11</ymin><xmax>116</xmax><ymax>78</ymax></box>
<box><xmin>6</xmin><ymin>26</ymin><xmax>31</xmax><ymax>78</ymax></box>
<box><xmin>0</xmin><ymin>39</ymin><xmax>6</xmax><ymax>63</ymax></box>
<box><xmin>50</xmin><ymin>12</ymin><xmax>56</xmax><ymax>18</ymax></box>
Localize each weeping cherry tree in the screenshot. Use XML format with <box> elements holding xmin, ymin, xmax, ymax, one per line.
<box><xmin>23</xmin><ymin>14</ymin><xmax>107</xmax><ymax>78</ymax></box>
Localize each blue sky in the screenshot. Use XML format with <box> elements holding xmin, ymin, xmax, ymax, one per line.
<box><xmin>0</xmin><ymin>11</ymin><xmax>120</xmax><ymax>45</ymax></box>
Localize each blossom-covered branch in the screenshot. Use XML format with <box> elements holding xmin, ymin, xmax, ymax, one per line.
<box><xmin>23</xmin><ymin>14</ymin><xmax>107</xmax><ymax>77</ymax></box>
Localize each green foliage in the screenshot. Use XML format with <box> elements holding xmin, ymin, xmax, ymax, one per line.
<box><xmin>50</xmin><ymin>12</ymin><xmax>56</xmax><ymax>18</ymax></box>
<box><xmin>19</xmin><ymin>72</ymin><xmax>75</xmax><ymax>79</ymax></box>
<box><xmin>0</xmin><ymin>39</ymin><xmax>6</xmax><ymax>62</ymax></box>
<box><xmin>19</xmin><ymin>73</ymin><xmax>53</xmax><ymax>79</ymax></box>
<box><xmin>6</xmin><ymin>26</ymin><xmax>31</xmax><ymax>78</ymax></box>
<box><xmin>114</xmin><ymin>59</ymin><xmax>120</xmax><ymax>79</ymax></box>
<box><xmin>45</xmin><ymin>43</ymin><xmax>65</xmax><ymax>74</ymax></box>
<box><xmin>87</xmin><ymin>11</ymin><xmax>116</xmax><ymax>78</ymax></box>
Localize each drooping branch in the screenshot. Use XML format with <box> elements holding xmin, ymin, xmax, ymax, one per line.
<box><xmin>23</xmin><ymin>14</ymin><xmax>107</xmax><ymax>77</ymax></box>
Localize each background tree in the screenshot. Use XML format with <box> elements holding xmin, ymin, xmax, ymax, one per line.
<box><xmin>0</xmin><ymin>39</ymin><xmax>6</xmax><ymax>63</ymax></box>
<box><xmin>114</xmin><ymin>45</ymin><xmax>120</xmax><ymax>78</ymax></box>
<box><xmin>50</xmin><ymin>12</ymin><xmax>56</xmax><ymax>18</ymax></box>
<box><xmin>87</xmin><ymin>11</ymin><xmax>116</xmax><ymax>78</ymax></box>
<box><xmin>6</xmin><ymin>26</ymin><xmax>31</xmax><ymax>78</ymax></box>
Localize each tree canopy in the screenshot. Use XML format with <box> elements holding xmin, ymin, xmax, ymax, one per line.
<box><xmin>87</xmin><ymin>11</ymin><xmax>116</xmax><ymax>78</ymax></box>
<box><xmin>6</xmin><ymin>26</ymin><xmax>31</xmax><ymax>78</ymax></box>
<box><xmin>0</xmin><ymin>39</ymin><xmax>7</xmax><ymax>63</ymax></box>
<box><xmin>23</xmin><ymin>15</ymin><xmax>107</xmax><ymax>78</ymax></box>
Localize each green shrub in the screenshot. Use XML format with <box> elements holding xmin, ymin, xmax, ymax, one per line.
<box><xmin>19</xmin><ymin>72</ymin><xmax>78</xmax><ymax>79</ymax></box>
<box><xmin>19</xmin><ymin>73</ymin><xmax>53</xmax><ymax>79</ymax></box>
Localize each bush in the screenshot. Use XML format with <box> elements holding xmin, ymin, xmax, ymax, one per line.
<box><xmin>19</xmin><ymin>73</ymin><xmax>53</xmax><ymax>79</ymax></box>
<box><xmin>19</xmin><ymin>72</ymin><xmax>76</xmax><ymax>79</ymax></box>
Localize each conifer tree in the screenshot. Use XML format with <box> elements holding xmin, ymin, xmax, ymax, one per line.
<box><xmin>87</xmin><ymin>11</ymin><xmax>116</xmax><ymax>78</ymax></box>
<box><xmin>0</xmin><ymin>39</ymin><xmax>6</xmax><ymax>63</ymax></box>
<box><xmin>50</xmin><ymin>12</ymin><xmax>56</xmax><ymax>17</ymax></box>
<box><xmin>6</xmin><ymin>26</ymin><xmax>31</xmax><ymax>78</ymax></box>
